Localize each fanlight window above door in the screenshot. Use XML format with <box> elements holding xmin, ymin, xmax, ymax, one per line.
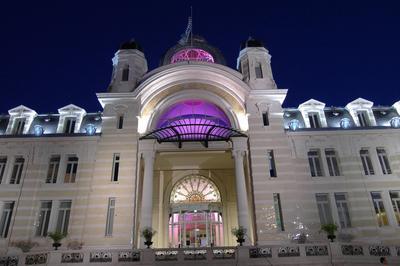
<box><xmin>170</xmin><ymin>175</ymin><xmax>221</xmax><ymax>204</ymax></box>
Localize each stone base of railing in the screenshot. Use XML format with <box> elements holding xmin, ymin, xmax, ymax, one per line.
<box><xmin>1</xmin><ymin>243</ymin><xmax>400</xmax><ymax>265</ymax></box>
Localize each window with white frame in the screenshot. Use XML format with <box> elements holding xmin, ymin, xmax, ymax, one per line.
<box><xmin>325</xmin><ymin>149</ymin><xmax>341</xmax><ymax>176</ymax></box>
<box><xmin>308</xmin><ymin>150</ymin><xmax>324</xmax><ymax>177</ymax></box>
<box><xmin>105</xmin><ymin>198</ymin><xmax>115</xmax><ymax>236</ymax></box>
<box><xmin>308</xmin><ymin>112</ymin><xmax>321</xmax><ymax>128</ymax></box>
<box><xmin>273</xmin><ymin>193</ymin><xmax>284</xmax><ymax>231</ymax></box>
<box><xmin>0</xmin><ymin>157</ymin><xmax>7</xmax><ymax>184</ymax></box>
<box><xmin>376</xmin><ymin>148</ymin><xmax>392</xmax><ymax>175</ymax></box>
<box><xmin>64</xmin><ymin>156</ymin><xmax>78</xmax><ymax>183</ymax></box>
<box><xmin>316</xmin><ymin>193</ymin><xmax>333</xmax><ymax>225</ymax></box>
<box><xmin>0</xmin><ymin>202</ymin><xmax>14</xmax><ymax>238</ymax></box>
<box><xmin>64</xmin><ymin>117</ymin><xmax>76</xmax><ymax>134</ymax></box>
<box><xmin>46</xmin><ymin>155</ymin><xmax>60</xmax><ymax>183</ymax></box>
<box><xmin>389</xmin><ymin>191</ymin><xmax>400</xmax><ymax>226</ymax></box>
<box><xmin>334</xmin><ymin>193</ymin><xmax>351</xmax><ymax>228</ymax></box>
<box><xmin>56</xmin><ymin>201</ymin><xmax>71</xmax><ymax>234</ymax></box>
<box><xmin>13</xmin><ymin>118</ymin><xmax>26</xmax><ymax>135</ymax></box>
<box><xmin>267</xmin><ymin>150</ymin><xmax>277</xmax><ymax>177</ymax></box>
<box><xmin>36</xmin><ymin>201</ymin><xmax>52</xmax><ymax>237</ymax></box>
<box><xmin>9</xmin><ymin>157</ymin><xmax>24</xmax><ymax>184</ymax></box>
<box><xmin>111</xmin><ymin>153</ymin><xmax>120</xmax><ymax>182</ymax></box>
<box><xmin>357</xmin><ymin>111</ymin><xmax>369</xmax><ymax>127</ymax></box>
<box><xmin>360</xmin><ymin>149</ymin><xmax>374</xmax><ymax>175</ymax></box>
<box><xmin>370</xmin><ymin>192</ymin><xmax>389</xmax><ymax>226</ymax></box>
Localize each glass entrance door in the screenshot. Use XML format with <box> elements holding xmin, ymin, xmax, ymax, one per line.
<box><xmin>169</xmin><ymin>210</ymin><xmax>223</xmax><ymax>248</ymax></box>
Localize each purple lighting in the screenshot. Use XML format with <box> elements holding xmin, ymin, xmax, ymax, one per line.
<box><xmin>156</xmin><ymin>100</ymin><xmax>230</xmax><ymax>129</ymax></box>
<box><xmin>171</xmin><ymin>48</ymin><xmax>214</xmax><ymax>63</ymax></box>
<box><xmin>141</xmin><ymin>99</ymin><xmax>245</xmax><ymax>146</ymax></box>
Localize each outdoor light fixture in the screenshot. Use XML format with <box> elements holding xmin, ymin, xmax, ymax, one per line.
<box><xmin>44</xmin><ymin>117</ymin><xmax>51</xmax><ymax>122</ymax></box>
<box><xmin>33</xmin><ymin>125</ymin><xmax>44</xmax><ymax>136</ymax></box>
<box><xmin>390</xmin><ymin>117</ymin><xmax>400</xmax><ymax>128</ymax></box>
<box><xmin>85</xmin><ymin>124</ymin><xmax>96</xmax><ymax>135</ymax></box>
<box><xmin>340</xmin><ymin>118</ymin><xmax>351</xmax><ymax>129</ymax></box>
<box><xmin>288</xmin><ymin>119</ymin><xmax>300</xmax><ymax>131</ymax></box>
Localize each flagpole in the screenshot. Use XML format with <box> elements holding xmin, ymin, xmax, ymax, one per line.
<box><xmin>190</xmin><ymin>6</ymin><xmax>193</xmax><ymax>47</ymax></box>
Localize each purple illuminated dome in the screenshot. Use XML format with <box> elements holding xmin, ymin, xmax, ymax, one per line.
<box><xmin>141</xmin><ymin>99</ymin><xmax>245</xmax><ymax>146</ymax></box>
<box><xmin>156</xmin><ymin>100</ymin><xmax>230</xmax><ymax>129</ymax></box>
<box><xmin>170</xmin><ymin>48</ymin><xmax>214</xmax><ymax>64</ymax></box>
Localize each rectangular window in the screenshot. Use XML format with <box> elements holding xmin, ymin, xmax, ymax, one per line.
<box><xmin>273</xmin><ymin>193</ymin><xmax>284</xmax><ymax>231</ymax></box>
<box><xmin>334</xmin><ymin>193</ymin><xmax>351</xmax><ymax>228</ymax></box>
<box><xmin>371</xmin><ymin>192</ymin><xmax>389</xmax><ymax>226</ymax></box>
<box><xmin>13</xmin><ymin>118</ymin><xmax>25</xmax><ymax>135</ymax></box>
<box><xmin>376</xmin><ymin>148</ymin><xmax>392</xmax><ymax>175</ymax></box>
<box><xmin>9</xmin><ymin>157</ymin><xmax>24</xmax><ymax>184</ymax></box>
<box><xmin>46</xmin><ymin>155</ymin><xmax>60</xmax><ymax>183</ymax></box>
<box><xmin>105</xmin><ymin>198</ymin><xmax>115</xmax><ymax>236</ymax></box>
<box><xmin>360</xmin><ymin>149</ymin><xmax>374</xmax><ymax>175</ymax></box>
<box><xmin>64</xmin><ymin>156</ymin><xmax>78</xmax><ymax>183</ymax></box>
<box><xmin>325</xmin><ymin>149</ymin><xmax>341</xmax><ymax>176</ymax></box>
<box><xmin>308</xmin><ymin>112</ymin><xmax>321</xmax><ymax>128</ymax></box>
<box><xmin>117</xmin><ymin>115</ymin><xmax>124</xmax><ymax>129</ymax></box>
<box><xmin>389</xmin><ymin>191</ymin><xmax>400</xmax><ymax>226</ymax></box>
<box><xmin>122</xmin><ymin>67</ymin><xmax>129</xmax><ymax>81</ymax></box>
<box><xmin>316</xmin><ymin>193</ymin><xmax>333</xmax><ymax>225</ymax></box>
<box><xmin>267</xmin><ymin>150</ymin><xmax>277</xmax><ymax>177</ymax></box>
<box><xmin>0</xmin><ymin>202</ymin><xmax>14</xmax><ymax>238</ymax></box>
<box><xmin>262</xmin><ymin>112</ymin><xmax>269</xmax><ymax>126</ymax></box>
<box><xmin>111</xmin><ymin>153</ymin><xmax>120</xmax><ymax>182</ymax></box>
<box><xmin>308</xmin><ymin>150</ymin><xmax>324</xmax><ymax>177</ymax></box>
<box><xmin>0</xmin><ymin>157</ymin><xmax>7</xmax><ymax>184</ymax></box>
<box><xmin>36</xmin><ymin>201</ymin><xmax>52</xmax><ymax>237</ymax></box>
<box><xmin>255</xmin><ymin>63</ymin><xmax>263</xmax><ymax>79</ymax></box>
<box><xmin>56</xmin><ymin>201</ymin><xmax>71</xmax><ymax>234</ymax></box>
<box><xmin>64</xmin><ymin>117</ymin><xmax>76</xmax><ymax>134</ymax></box>
<box><xmin>241</xmin><ymin>60</ymin><xmax>249</xmax><ymax>81</ymax></box>
<box><xmin>357</xmin><ymin>111</ymin><xmax>369</xmax><ymax>127</ymax></box>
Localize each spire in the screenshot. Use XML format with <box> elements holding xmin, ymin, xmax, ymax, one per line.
<box><xmin>179</xmin><ymin>8</ymin><xmax>193</xmax><ymax>45</ymax></box>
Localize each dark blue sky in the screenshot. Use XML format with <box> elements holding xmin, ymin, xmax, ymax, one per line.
<box><xmin>0</xmin><ymin>1</ymin><xmax>399</xmax><ymax>113</ymax></box>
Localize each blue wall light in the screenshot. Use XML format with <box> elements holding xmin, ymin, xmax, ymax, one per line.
<box><xmin>33</xmin><ymin>125</ymin><xmax>44</xmax><ymax>136</ymax></box>
<box><xmin>85</xmin><ymin>124</ymin><xmax>97</xmax><ymax>135</ymax></box>
<box><xmin>390</xmin><ymin>117</ymin><xmax>400</xmax><ymax>128</ymax></box>
<box><xmin>289</xmin><ymin>119</ymin><xmax>300</xmax><ymax>131</ymax></box>
<box><xmin>340</xmin><ymin>118</ymin><xmax>351</xmax><ymax>129</ymax></box>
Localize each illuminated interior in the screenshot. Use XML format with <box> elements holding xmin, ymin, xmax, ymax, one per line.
<box><xmin>169</xmin><ymin>175</ymin><xmax>223</xmax><ymax>247</ymax></box>
<box><xmin>170</xmin><ymin>48</ymin><xmax>214</xmax><ymax>64</ymax></box>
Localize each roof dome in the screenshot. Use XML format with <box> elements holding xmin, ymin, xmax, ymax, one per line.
<box><xmin>240</xmin><ymin>37</ymin><xmax>265</xmax><ymax>50</ymax></box>
<box><xmin>160</xmin><ymin>35</ymin><xmax>226</xmax><ymax>66</ymax></box>
<box><xmin>119</xmin><ymin>39</ymin><xmax>143</xmax><ymax>52</ymax></box>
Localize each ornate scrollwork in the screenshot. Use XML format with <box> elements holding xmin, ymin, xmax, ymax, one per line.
<box><xmin>278</xmin><ymin>246</ymin><xmax>300</xmax><ymax>257</ymax></box>
<box><xmin>341</xmin><ymin>245</ymin><xmax>364</xmax><ymax>256</ymax></box>
<box><xmin>89</xmin><ymin>251</ymin><xmax>112</xmax><ymax>263</ymax></box>
<box><xmin>61</xmin><ymin>253</ymin><xmax>84</xmax><ymax>263</ymax></box>
<box><xmin>25</xmin><ymin>254</ymin><xmax>47</xmax><ymax>265</ymax></box>
<box><xmin>249</xmin><ymin>247</ymin><xmax>272</xmax><ymax>258</ymax></box>
<box><xmin>118</xmin><ymin>251</ymin><xmax>140</xmax><ymax>262</ymax></box>
<box><xmin>305</xmin><ymin>245</ymin><xmax>328</xmax><ymax>256</ymax></box>
<box><xmin>369</xmin><ymin>245</ymin><xmax>390</xmax><ymax>256</ymax></box>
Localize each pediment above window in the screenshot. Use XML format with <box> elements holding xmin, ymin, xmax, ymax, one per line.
<box><xmin>298</xmin><ymin>99</ymin><xmax>327</xmax><ymax>128</ymax></box>
<box><xmin>345</xmin><ymin>98</ymin><xmax>376</xmax><ymax>127</ymax></box>
<box><xmin>57</xmin><ymin>104</ymin><xmax>86</xmax><ymax>133</ymax></box>
<box><xmin>6</xmin><ymin>105</ymin><xmax>37</xmax><ymax>134</ymax></box>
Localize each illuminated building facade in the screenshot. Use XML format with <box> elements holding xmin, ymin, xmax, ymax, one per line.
<box><xmin>0</xmin><ymin>31</ymin><xmax>400</xmax><ymax>265</ymax></box>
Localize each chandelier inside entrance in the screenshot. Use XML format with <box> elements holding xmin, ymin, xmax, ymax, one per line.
<box><xmin>140</xmin><ymin>99</ymin><xmax>246</xmax><ymax>147</ymax></box>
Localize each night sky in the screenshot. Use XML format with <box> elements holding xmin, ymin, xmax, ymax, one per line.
<box><xmin>1</xmin><ymin>1</ymin><xmax>399</xmax><ymax>114</ymax></box>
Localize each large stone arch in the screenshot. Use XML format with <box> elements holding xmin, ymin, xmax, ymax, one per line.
<box><xmin>135</xmin><ymin>63</ymin><xmax>251</xmax><ymax>133</ymax></box>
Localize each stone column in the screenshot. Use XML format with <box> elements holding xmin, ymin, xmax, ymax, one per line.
<box><xmin>139</xmin><ymin>140</ymin><xmax>156</xmax><ymax>239</ymax></box>
<box><xmin>231</xmin><ymin>137</ymin><xmax>250</xmax><ymax>243</ymax></box>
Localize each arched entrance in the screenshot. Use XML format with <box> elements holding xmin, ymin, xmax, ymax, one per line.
<box><xmin>168</xmin><ymin>175</ymin><xmax>224</xmax><ymax>247</ymax></box>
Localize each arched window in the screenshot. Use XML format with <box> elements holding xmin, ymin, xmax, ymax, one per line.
<box><xmin>170</xmin><ymin>175</ymin><xmax>221</xmax><ymax>204</ymax></box>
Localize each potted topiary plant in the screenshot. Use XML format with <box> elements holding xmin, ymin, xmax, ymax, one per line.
<box><xmin>11</xmin><ymin>240</ymin><xmax>38</xmax><ymax>253</ymax></box>
<box><xmin>141</xmin><ymin>227</ymin><xmax>156</xmax><ymax>248</ymax></box>
<box><xmin>231</xmin><ymin>226</ymin><xmax>247</xmax><ymax>246</ymax></box>
<box><xmin>320</xmin><ymin>223</ymin><xmax>338</xmax><ymax>242</ymax></box>
<box><xmin>48</xmin><ymin>232</ymin><xmax>66</xmax><ymax>250</ymax></box>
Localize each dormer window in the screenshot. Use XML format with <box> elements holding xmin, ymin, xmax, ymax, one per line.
<box><xmin>13</xmin><ymin>118</ymin><xmax>26</xmax><ymax>135</ymax></box>
<box><xmin>308</xmin><ymin>112</ymin><xmax>321</xmax><ymax>128</ymax></box>
<box><xmin>298</xmin><ymin>99</ymin><xmax>327</xmax><ymax>129</ymax></box>
<box><xmin>357</xmin><ymin>111</ymin><xmax>369</xmax><ymax>127</ymax></box>
<box><xmin>64</xmin><ymin>117</ymin><xmax>76</xmax><ymax>134</ymax></box>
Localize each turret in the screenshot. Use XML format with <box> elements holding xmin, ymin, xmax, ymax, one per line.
<box><xmin>108</xmin><ymin>40</ymin><xmax>148</xmax><ymax>93</ymax></box>
<box><xmin>237</xmin><ymin>37</ymin><xmax>277</xmax><ymax>90</ymax></box>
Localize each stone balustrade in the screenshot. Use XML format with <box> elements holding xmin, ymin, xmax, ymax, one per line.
<box><xmin>1</xmin><ymin>243</ymin><xmax>400</xmax><ymax>265</ymax></box>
